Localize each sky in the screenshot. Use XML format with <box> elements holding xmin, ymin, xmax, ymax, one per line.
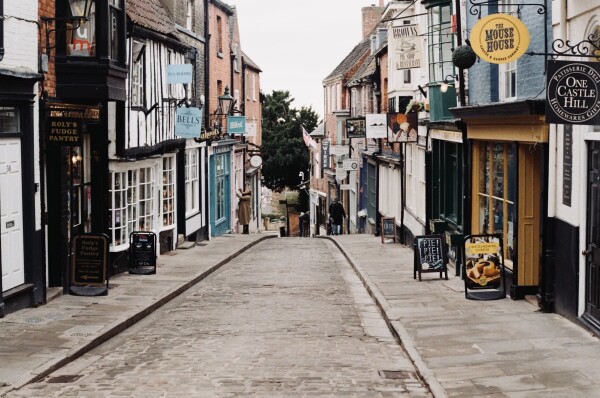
<box><xmin>233</xmin><ymin>0</ymin><xmax>378</xmax><ymax>120</ymax></box>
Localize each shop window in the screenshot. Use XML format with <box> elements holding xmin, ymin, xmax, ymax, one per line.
<box><xmin>0</xmin><ymin>107</ymin><xmax>19</xmax><ymax>133</ymax></box>
<box><xmin>138</xmin><ymin>167</ymin><xmax>154</xmax><ymax>231</ymax></box>
<box><xmin>368</xmin><ymin>162</ymin><xmax>377</xmax><ymax>220</ymax></box>
<box><xmin>109</xmin><ymin>171</ymin><xmax>128</xmax><ymax>247</ymax></box>
<box><xmin>476</xmin><ymin>142</ymin><xmax>517</xmax><ymax>268</ymax></box>
<box><xmin>67</xmin><ymin>0</ymin><xmax>96</xmax><ymax>57</ymax></box>
<box><xmin>185</xmin><ymin>149</ymin><xmax>200</xmax><ymax>216</ymax></box>
<box><xmin>215</xmin><ymin>154</ymin><xmax>227</xmax><ymax>222</ymax></box>
<box><xmin>69</xmin><ymin>137</ymin><xmax>92</xmax><ymax>233</ymax></box>
<box><xmin>127</xmin><ymin>169</ymin><xmax>138</xmax><ymax>233</ymax></box>
<box><xmin>162</xmin><ymin>156</ymin><xmax>175</xmax><ymax>227</ymax></box>
<box><xmin>427</xmin><ymin>1</ymin><xmax>453</xmax><ymax>83</ymax></box>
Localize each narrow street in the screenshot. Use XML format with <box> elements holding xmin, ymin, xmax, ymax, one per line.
<box><xmin>7</xmin><ymin>239</ymin><xmax>430</xmax><ymax>397</ymax></box>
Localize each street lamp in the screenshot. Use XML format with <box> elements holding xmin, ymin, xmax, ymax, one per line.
<box><xmin>217</xmin><ymin>86</ymin><xmax>235</xmax><ymax>117</ymax></box>
<box><xmin>440</xmin><ymin>75</ymin><xmax>457</xmax><ymax>93</ymax></box>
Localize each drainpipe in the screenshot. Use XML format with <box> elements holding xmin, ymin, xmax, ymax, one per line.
<box><xmin>203</xmin><ymin>0</ymin><xmax>211</xmax><ymax>240</ymax></box>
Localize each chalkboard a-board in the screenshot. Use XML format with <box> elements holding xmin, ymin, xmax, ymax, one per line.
<box><xmin>413</xmin><ymin>234</ymin><xmax>448</xmax><ymax>281</ymax></box>
<box><xmin>129</xmin><ymin>231</ymin><xmax>157</xmax><ymax>275</ymax></box>
<box><xmin>381</xmin><ymin>217</ymin><xmax>397</xmax><ymax>243</ymax></box>
<box><xmin>70</xmin><ymin>234</ymin><xmax>109</xmax><ymax>296</ymax></box>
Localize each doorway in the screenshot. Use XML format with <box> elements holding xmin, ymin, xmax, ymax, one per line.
<box><xmin>584</xmin><ymin>141</ymin><xmax>600</xmax><ymax>326</ymax></box>
<box><xmin>0</xmin><ymin>138</ymin><xmax>25</xmax><ymax>291</ymax></box>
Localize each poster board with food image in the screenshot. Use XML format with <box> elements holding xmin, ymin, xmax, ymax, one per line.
<box><xmin>463</xmin><ymin>234</ymin><xmax>506</xmax><ymax>300</ymax></box>
<box><xmin>413</xmin><ymin>235</ymin><xmax>448</xmax><ymax>281</ymax></box>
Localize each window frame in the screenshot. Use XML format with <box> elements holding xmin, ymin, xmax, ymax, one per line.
<box><xmin>162</xmin><ymin>156</ymin><xmax>176</xmax><ymax>228</ymax></box>
<box><xmin>427</xmin><ymin>1</ymin><xmax>454</xmax><ymax>83</ymax></box>
<box><xmin>131</xmin><ymin>40</ymin><xmax>145</xmax><ymax>108</ymax></box>
<box><xmin>185</xmin><ymin>148</ymin><xmax>200</xmax><ymax>216</ymax></box>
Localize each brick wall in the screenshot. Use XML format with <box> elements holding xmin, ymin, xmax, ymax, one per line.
<box><xmin>39</xmin><ymin>0</ymin><xmax>55</xmax><ymax>98</ymax></box>
<box><xmin>207</xmin><ymin>4</ymin><xmax>232</xmax><ymax>122</ymax></box>
<box><xmin>465</xmin><ymin>6</ymin><xmax>550</xmax><ymax>105</ymax></box>
<box><xmin>361</xmin><ymin>6</ymin><xmax>384</xmax><ymax>39</ymax></box>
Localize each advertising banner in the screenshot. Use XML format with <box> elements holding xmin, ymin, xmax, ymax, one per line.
<box><xmin>546</xmin><ymin>60</ymin><xmax>600</xmax><ymax>125</ymax></box>
<box><xmin>175</xmin><ymin>107</ymin><xmax>203</xmax><ymax>138</ymax></box>
<box><xmin>387</xmin><ymin>112</ymin><xmax>418</xmax><ymax>143</ymax></box>
<box><xmin>462</xmin><ymin>234</ymin><xmax>506</xmax><ymax>300</ymax></box>
<box><xmin>390</xmin><ymin>24</ymin><xmax>421</xmax><ymax>70</ymax></box>
<box><xmin>413</xmin><ymin>235</ymin><xmax>448</xmax><ymax>281</ymax></box>
<box><xmin>366</xmin><ymin>114</ymin><xmax>387</xmax><ymax>139</ymax></box>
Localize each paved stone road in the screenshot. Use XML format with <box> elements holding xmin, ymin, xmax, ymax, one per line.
<box><xmin>8</xmin><ymin>239</ymin><xmax>430</xmax><ymax>397</ymax></box>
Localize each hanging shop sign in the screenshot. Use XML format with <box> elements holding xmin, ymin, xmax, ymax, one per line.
<box><xmin>469</xmin><ymin>13</ymin><xmax>530</xmax><ymax>64</ymax></box>
<box><xmin>413</xmin><ymin>235</ymin><xmax>448</xmax><ymax>281</ymax></box>
<box><xmin>246</xmin><ymin>121</ymin><xmax>257</xmax><ymax>137</ymax></box>
<box><xmin>321</xmin><ymin>140</ymin><xmax>330</xmax><ymax>170</ymax></box>
<box><xmin>341</xmin><ymin>159</ymin><xmax>359</xmax><ymax>171</ymax></box>
<box><xmin>175</xmin><ymin>106</ymin><xmax>203</xmax><ymax>138</ymax></box>
<box><xmin>390</xmin><ymin>24</ymin><xmax>422</xmax><ymax>69</ymax></box>
<box><xmin>346</xmin><ymin>117</ymin><xmax>366</xmax><ymax>139</ymax></box>
<box><xmin>167</xmin><ymin>64</ymin><xmax>193</xmax><ymax>84</ymax></box>
<box><xmin>546</xmin><ymin>60</ymin><xmax>600</xmax><ymax>125</ymax></box>
<box><xmin>366</xmin><ymin>114</ymin><xmax>387</xmax><ymax>139</ymax></box>
<box><xmin>387</xmin><ymin>112</ymin><xmax>418</xmax><ymax>143</ymax></box>
<box><xmin>227</xmin><ymin>116</ymin><xmax>246</xmax><ymax>135</ymax></box>
<box><xmin>462</xmin><ymin>234</ymin><xmax>506</xmax><ymax>300</ymax></box>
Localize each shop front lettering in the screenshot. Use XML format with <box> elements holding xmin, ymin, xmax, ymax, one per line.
<box><xmin>484</xmin><ymin>24</ymin><xmax>515</xmax><ymax>52</ymax></box>
<box><xmin>177</xmin><ymin>115</ymin><xmax>201</xmax><ymax>124</ymax></box>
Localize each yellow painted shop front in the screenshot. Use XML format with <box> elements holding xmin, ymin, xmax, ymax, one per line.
<box><xmin>456</xmin><ymin>103</ymin><xmax>548</xmax><ymax>299</ymax></box>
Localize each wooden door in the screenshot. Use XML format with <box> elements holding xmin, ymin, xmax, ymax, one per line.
<box><xmin>0</xmin><ymin>138</ymin><xmax>25</xmax><ymax>291</ymax></box>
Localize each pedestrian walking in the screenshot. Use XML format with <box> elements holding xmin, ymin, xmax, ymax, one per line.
<box><xmin>299</xmin><ymin>211</ymin><xmax>310</xmax><ymax>237</ymax></box>
<box><xmin>329</xmin><ymin>198</ymin><xmax>346</xmax><ymax>235</ymax></box>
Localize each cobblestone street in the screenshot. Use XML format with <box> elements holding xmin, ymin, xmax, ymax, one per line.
<box><xmin>7</xmin><ymin>238</ymin><xmax>429</xmax><ymax>397</ymax></box>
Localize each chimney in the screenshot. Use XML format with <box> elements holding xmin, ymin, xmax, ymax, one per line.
<box><xmin>362</xmin><ymin>4</ymin><xmax>385</xmax><ymax>39</ymax></box>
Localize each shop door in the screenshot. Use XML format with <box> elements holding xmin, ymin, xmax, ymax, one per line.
<box><xmin>585</xmin><ymin>141</ymin><xmax>600</xmax><ymax>322</ymax></box>
<box><xmin>0</xmin><ymin>138</ymin><xmax>25</xmax><ymax>291</ymax></box>
<box><xmin>209</xmin><ymin>153</ymin><xmax>230</xmax><ymax>237</ymax></box>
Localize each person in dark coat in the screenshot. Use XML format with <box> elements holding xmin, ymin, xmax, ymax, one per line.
<box><xmin>236</xmin><ymin>185</ymin><xmax>252</xmax><ymax>234</ymax></box>
<box><xmin>329</xmin><ymin>198</ymin><xmax>346</xmax><ymax>235</ymax></box>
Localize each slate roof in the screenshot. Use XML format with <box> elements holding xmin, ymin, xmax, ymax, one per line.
<box><xmin>127</xmin><ymin>0</ymin><xmax>178</xmax><ymax>36</ymax></box>
<box><xmin>309</xmin><ymin>122</ymin><xmax>325</xmax><ymax>137</ymax></box>
<box><xmin>348</xmin><ymin>55</ymin><xmax>376</xmax><ymax>86</ymax></box>
<box><xmin>323</xmin><ymin>38</ymin><xmax>371</xmax><ymax>84</ymax></box>
<box><xmin>242</xmin><ymin>51</ymin><xmax>262</xmax><ymax>72</ymax></box>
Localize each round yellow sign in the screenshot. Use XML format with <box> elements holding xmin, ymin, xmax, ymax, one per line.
<box><xmin>470</xmin><ymin>13</ymin><xmax>530</xmax><ymax>64</ymax></box>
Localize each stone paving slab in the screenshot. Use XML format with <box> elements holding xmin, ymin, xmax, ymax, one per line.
<box><xmin>0</xmin><ymin>233</ymin><xmax>274</xmax><ymax>396</ymax></box>
<box><xmin>329</xmin><ymin>235</ymin><xmax>600</xmax><ymax>398</ymax></box>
